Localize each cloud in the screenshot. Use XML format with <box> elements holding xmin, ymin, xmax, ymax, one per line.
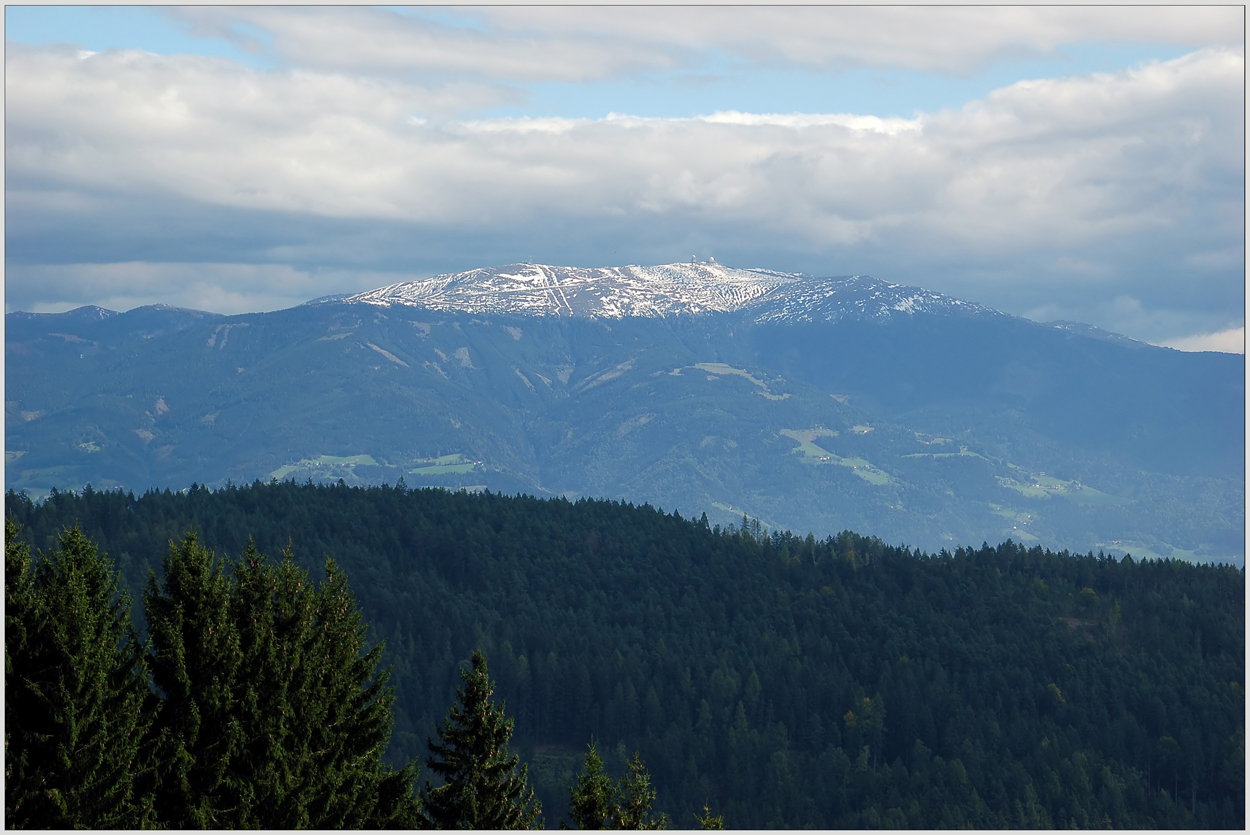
<box><xmin>167</xmin><ymin>6</ymin><xmax>1244</xmax><ymax>80</ymax></box>
<box><xmin>1158</xmin><ymin>327</ymin><xmax>1245</xmax><ymax>354</ymax></box>
<box><xmin>1023</xmin><ymin>291</ymin><xmax>1245</xmax><ymax>351</ymax></box>
<box><xmin>695</xmin><ymin>111</ymin><xmax>920</xmax><ymax>134</ymax></box>
<box><xmin>8</xmin><ymin>46</ymin><xmax>1239</xmax><ymax>229</ymax></box>
<box><xmin>169</xmin><ymin>6</ymin><xmax>684</xmax><ymax>84</ymax></box>
<box><xmin>4</xmin><ymin>44</ymin><xmax>1243</xmax><ymax>342</ymax></box>
<box><xmin>3</xmin><ymin>262</ymin><xmax>410</xmax><ymax>315</ymax></box>
<box><xmin>494</xmin><ymin>6</ymin><xmax>1245</xmax><ymax>74</ymax></box>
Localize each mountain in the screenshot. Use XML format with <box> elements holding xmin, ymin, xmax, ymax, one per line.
<box><xmin>5</xmin><ymin>263</ymin><xmax>1244</xmax><ymax>562</ymax></box>
<box><xmin>347</xmin><ymin>262</ymin><xmax>998</xmax><ymax>322</ymax></box>
<box><xmin>1044</xmin><ymin>320</ymin><xmax>1153</xmax><ymax>350</ymax></box>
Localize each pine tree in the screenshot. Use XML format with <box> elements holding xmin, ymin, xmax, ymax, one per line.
<box><xmin>565</xmin><ymin>745</ymin><xmax>670</xmax><ymax>830</ymax></box>
<box><xmin>695</xmin><ymin>802</ymin><xmax>724</xmax><ymax>829</ymax></box>
<box><xmin>144</xmin><ymin>532</ymin><xmax>246</xmax><ymax>827</ymax></box>
<box><xmin>5</xmin><ymin>522</ymin><xmax>155</xmax><ymax>828</ymax></box>
<box><xmin>261</xmin><ymin>551</ymin><xmax>421</xmax><ymax>828</ymax></box>
<box><xmin>425</xmin><ymin>649</ymin><xmax>542</xmax><ymax>829</ymax></box>
<box><xmin>146</xmin><ymin>535</ymin><xmax>422</xmax><ymax>828</ymax></box>
<box><xmin>615</xmin><ymin>752</ymin><xmax>669</xmax><ymax>830</ymax></box>
<box><xmin>228</xmin><ymin>540</ymin><xmax>293</xmax><ymax>826</ymax></box>
<box><xmin>567</xmin><ymin>742</ymin><xmax>617</xmax><ymax>829</ymax></box>
<box><xmin>6</xmin><ymin>517</ymin><xmax>37</xmax><ymax>826</ymax></box>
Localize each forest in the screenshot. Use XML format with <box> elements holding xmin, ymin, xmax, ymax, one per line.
<box><xmin>6</xmin><ymin>480</ymin><xmax>1245</xmax><ymax>828</ymax></box>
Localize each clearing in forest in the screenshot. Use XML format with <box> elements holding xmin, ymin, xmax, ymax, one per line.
<box><xmin>688</xmin><ymin>362</ymin><xmax>790</xmax><ymax>400</ymax></box>
<box><xmin>269</xmin><ymin>454</ymin><xmax>379</xmax><ymax>481</ymax></box>
<box><xmin>995</xmin><ymin>464</ymin><xmax>1130</xmax><ymax>506</ymax></box>
<box><xmin>409</xmin><ymin>453</ymin><xmax>480</xmax><ymax>475</ymax></box>
<box><xmin>779</xmin><ymin>429</ymin><xmax>892</xmax><ymax>485</ymax></box>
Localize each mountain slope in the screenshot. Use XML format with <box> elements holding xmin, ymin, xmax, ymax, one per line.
<box><xmin>5</xmin><ymin>265</ymin><xmax>1243</xmax><ymax>561</ymax></box>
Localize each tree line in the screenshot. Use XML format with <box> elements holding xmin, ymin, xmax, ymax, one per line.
<box><xmin>6</xmin><ymin>481</ymin><xmax>1245</xmax><ymax>828</ymax></box>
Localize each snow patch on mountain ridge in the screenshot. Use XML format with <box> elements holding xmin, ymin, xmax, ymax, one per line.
<box><xmin>347</xmin><ymin>263</ymin><xmax>1000</xmax><ymax>323</ymax></box>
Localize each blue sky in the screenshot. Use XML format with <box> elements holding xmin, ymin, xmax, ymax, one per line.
<box><xmin>4</xmin><ymin>6</ymin><xmax>1244</xmax><ymax>350</ymax></box>
<box><xmin>5</xmin><ymin>6</ymin><xmax>274</xmax><ymax>67</ymax></box>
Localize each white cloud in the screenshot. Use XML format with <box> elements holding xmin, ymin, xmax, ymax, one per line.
<box><xmin>4</xmin><ymin>42</ymin><xmax>1243</xmax><ymax>339</ymax></box>
<box><xmin>3</xmin><ymin>262</ymin><xmax>409</xmax><ymax>315</ymax></box>
<box><xmin>1158</xmin><ymin>327</ymin><xmax>1245</xmax><ymax>354</ymax></box>
<box><xmin>697</xmin><ymin>112</ymin><xmax>920</xmax><ymax>134</ymax></box>
<box><xmin>168</xmin><ymin>6</ymin><xmax>1244</xmax><ymax>80</ymax></box>
<box><xmin>7</xmin><ymin>47</ymin><xmax>1239</xmax><ymax>235</ymax></box>
<box><xmin>1020</xmin><ymin>292</ymin><xmax>1244</xmax><ymax>350</ymax></box>
<box><xmin>478</xmin><ymin>6</ymin><xmax>1244</xmax><ymax>73</ymax></box>
<box><xmin>170</xmin><ymin>6</ymin><xmax>685</xmax><ymax>83</ymax></box>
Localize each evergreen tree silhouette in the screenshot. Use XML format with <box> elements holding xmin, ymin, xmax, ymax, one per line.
<box><xmin>425</xmin><ymin>649</ymin><xmax>541</xmax><ymax>829</ymax></box>
<box><xmin>5</xmin><ymin>522</ymin><xmax>155</xmax><ymax>828</ymax></box>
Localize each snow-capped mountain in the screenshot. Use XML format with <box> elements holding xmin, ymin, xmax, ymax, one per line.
<box><xmin>7</xmin><ymin>263</ymin><xmax>1241</xmax><ymax>561</ymax></box>
<box><xmin>749</xmin><ymin>274</ymin><xmax>998</xmax><ymax>324</ymax></box>
<box><xmin>347</xmin><ymin>263</ymin><xmax>1001</xmax><ymax>323</ymax></box>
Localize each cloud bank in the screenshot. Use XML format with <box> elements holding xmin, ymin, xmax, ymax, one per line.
<box><xmin>172</xmin><ymin>6</ymin><xmax>1244</xmax><ymax>80</ymax></box>
<box><xmin>1160</xmin><ymin>326</ymin><xmax>1245</xmax><ymax>354</ymax></box>
<box><xmin>4</xmin><ymin>7</ymin><xmax>1244</xmax><ymax>350</ymax></box>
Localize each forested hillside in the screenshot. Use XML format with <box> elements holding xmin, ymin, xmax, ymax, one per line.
<box><xmin>8</xmin><ymin>296</ymin><xmax>1244</xmax><ymax>563</ymax></box>
<box><xmin>7</xmin><ymin>482</ymin><xmax>1244</xmax><ymax>828</ymax></box>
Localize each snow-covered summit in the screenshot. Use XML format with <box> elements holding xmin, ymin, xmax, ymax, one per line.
<box><xmin>346</xmin><ymin>263</ymin><xmax>1000</xmax><ymax>323</ymax></box>
<box><xmin>348</xmin><ymin>263</ymin><xmax>795</xmax><ymax>318</ymax></box>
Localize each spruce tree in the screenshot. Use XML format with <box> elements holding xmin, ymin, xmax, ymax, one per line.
<box><xmin>616</xmin><ymin>752</ymin><xmax>669</xmax><ymax>830</ymax></box>
<box><xmin>6</xmin><ymin>517</ymin><xmax>37</xmax><ymax>826</ymax></box>
<box><xmin>566</xmin><ymin>745</ymin><xmax>670</xmax><ymax>830</ymax></box>
<box><xmin>146</xmin><ymin>535</ymin><xmax>422</xmax><ymax>827</ymax></box>
<box><xmin>144</xmin><ymin>532</ymin><xmax>246</xmax><ymax>827</ymax></box>
<box><xmin>5</xmin><ymin>522</ymin><xmax>155</xmax><ymax>828</ymax></box>
<box><xmin>235</xmin><ymin>548</ymin><xmax>420</xmax><ymax>828</ymax></box>
<box><xmin>695</xmin><ymin>803</ymin><xmax>725</xmax><ymax>830</ymax></box>
<box><xmin>567</xmin><ymin>742</ymin><xmax>617</xmax><ymax>829</ymax></box>
<box><xmin>425</xmin><ymin>649</ymin><xmax>542</xmax><ymax>829</ymax></box>
<box><xmin>227</xmin><ymin>540</ymin><xmax>293</xmax><ymax>826</ymax></box>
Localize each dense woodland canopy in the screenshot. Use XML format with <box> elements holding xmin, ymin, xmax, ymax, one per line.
<box><xmin>6</xmin><ymin>481</ymin><xmax>1245</xmax><ymax>828</ymax></box>
<box><xmin>5</xmin><ymin>520</ymin><xmax>424</xmax><ymax>828</ymax></box>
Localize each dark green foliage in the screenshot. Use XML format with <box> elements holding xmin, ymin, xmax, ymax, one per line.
<box><xmin>567</xmin><ymin>743</ymin><xmax>616</xmax><ymax>829</ymax></box>
<box><xmin>694</xmin><ymin>802</ymin><xmax>724</xmax><ymax>829</ymax></box>
<box><xmin>5</xmin><ymin>514</ymin><xmax>420</xmax><ymax>829</ymax></box>
<box><xmin>425</xmin><ymin>650</ymin><xmax>542</xmax><ymax>829</ymax></box>
<box><xmin>227</xmin><ymin>543</ymin><xmax>423</xmax><ymax>827</ymax></box>
<box><xmin>7</xmin><ymin>482</ymin><xmax>1246</xmax><ymax>828</ymax></box>
<box><xmin>4</xmin><ymin>521</ymin><xmax>155</xmax><ymax>828</ymax></box>
<box><xmin>616</xmin><ymin>753</ymin><xmax>668</xmax><ymax>830</ymax></box>
<box><xmin>295</xmin><ymin>554</ymin><xmax>424</xmax><ymax>828</ymax></box>
<box><xmin>6</xmin><ymin>518</ymin><xmax>38</xmax><ymax>826</ymax></box>
<box><xmin>144</xmin><ymin>534</ymin><xmax>422</xmax><ymax>828</ymax></box>
<box><xmin>567</xmin><ymin>747</ymin><xmax>669</xmax><ymax>830</ymax></box>
<box><xmin>144</xmin><ymin>531</ymin><xmax>245</xmax><ymax>827</ymax></box>
<box><xmin>5</xmin><ymin>519</ymin><xmax>35</xmax><ymax>803</ymax></box>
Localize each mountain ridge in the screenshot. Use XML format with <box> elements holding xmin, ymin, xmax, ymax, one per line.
<box><xmin>6</xmin><ymin>264</ymin><xmax>1242</xmax><ymax>562</ymax></box>
<box><xmin>346</xmin><ymin>262</ymin><xmax>1005</xmax><ymax>324</ymax></box>
<box><xmin>4</xmin><ymin>265</ymin><xmax>1203</xmax><ymax>357</ymax></box>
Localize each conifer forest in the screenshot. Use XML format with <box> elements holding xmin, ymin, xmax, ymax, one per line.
<box><xmin>5</xmin><ymin>481</ymin><xmax>1245</xmax><ymax>828</ymax></box>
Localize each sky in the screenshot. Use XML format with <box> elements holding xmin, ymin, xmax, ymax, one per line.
<box><xmin>4</xmin><ymin>5</ymin><xmax>1245</xmax><ymax>352</ymax></box>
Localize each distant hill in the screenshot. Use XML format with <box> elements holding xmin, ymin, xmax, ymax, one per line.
<box><xmin>5</xmin><ymin>263</ymin><xmax>1243</xmax><ymax>561</ymax></box>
